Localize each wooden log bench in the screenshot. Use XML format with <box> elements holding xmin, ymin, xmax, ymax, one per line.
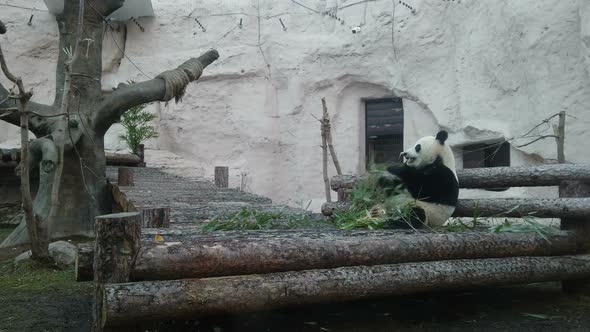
<box><xmin>85</xmin><ymin>164</ymin><xmax>590</xmax><ymax>330</ymax></box>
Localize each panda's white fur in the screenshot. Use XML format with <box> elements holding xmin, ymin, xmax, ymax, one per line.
<box><xmin>382</xmin><ymin>131</ymin><xmax>459</xmax><ymax>227</ymax></box>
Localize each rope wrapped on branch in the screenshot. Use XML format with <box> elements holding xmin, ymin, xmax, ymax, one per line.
<box><xmin>156</xmin><ymin>58</ymin><xmax>205</xmax><ymax>103</ymax></box>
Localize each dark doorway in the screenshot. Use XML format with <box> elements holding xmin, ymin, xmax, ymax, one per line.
<box><xmin>365</xmin><ymin>98</ymin><xmax>404</xmax><ymax>168</ymax></box>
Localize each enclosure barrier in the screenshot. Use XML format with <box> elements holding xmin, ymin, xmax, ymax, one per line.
<box><xmin>85</xmin><ymin>163</ymin><xmax>590</xmax><ymax>330</ymax></box>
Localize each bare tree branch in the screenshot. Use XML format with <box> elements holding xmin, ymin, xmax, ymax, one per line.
<box><xmin>0</xmin><ymin>18</ymin><xmax>50</xmax><ymax>260</ymax></box>
<box><xmin>93</xmin><ymin>49</ymin><xmax>220</xmax><ymax>134</ymax></box>
<box><xmin>515</xmin><ymin>135</ymin><xmax>558</xmax><ymax>148</ymax></box>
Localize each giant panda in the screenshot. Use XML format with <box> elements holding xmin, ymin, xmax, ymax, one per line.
<box><xmin>378</xmin><ymin>130</ymin><xmax>459</xmax><ymax>229</ymax></box>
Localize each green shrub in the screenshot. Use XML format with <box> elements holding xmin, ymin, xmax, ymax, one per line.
<box><xmin>118</xmin><ymin>82</ymin><xmax>159</xmax><ymax>155</ymax></box>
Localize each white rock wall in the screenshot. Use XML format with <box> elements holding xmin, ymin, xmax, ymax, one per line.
<box><xmin>1</xmin><ymin>0</ymin><xmax>589</xmax><ymax>209</ymax></box>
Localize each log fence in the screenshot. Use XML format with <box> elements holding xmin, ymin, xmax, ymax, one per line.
<box><xmin>83</xmin><ymin>163</ymin><xmax>590</xmax><ymax>330</ymax></box>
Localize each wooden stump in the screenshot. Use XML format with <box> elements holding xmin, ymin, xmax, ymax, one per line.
<box><xmin>93</xmin><ymin>212</ymin><xmax>141</xmax><ymax>332</ymax></box>
<box><xmin>140</xmin><ymin>207</ymin><xmax>170</xmax><ymax>228</ymax></box>
<box><xmin>75</xmin><ymin>243</ymin><xmax>94</xmax><ymax>282</ymax></box>
<box><xmin>117</xmin><ymin>167</ymin><xmax>134</xmax><ymax>186</ymax></box>
<box><xmin>137</xmin><ymin>144</ymin><xmax>146</xmax><ymax>167</ymax></box>
<box><xmin>214</xmin><ymin>166</ymin><xmax>229</xmax><ymax>188</ymax></box>
<box><xmin>560</xmin><ymin>180</ymin><xmax>590</xmax><ymax>294</ymax></box>
<box><xmin>337</xmin><ymin>188</ymin><xmax>348</xmax><ymax>202</ymax></box>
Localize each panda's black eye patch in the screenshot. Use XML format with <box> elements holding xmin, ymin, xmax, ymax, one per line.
<box><xmin>415</xmin><ymin>144</ymin><xmax>421</xmax><ymax>152</ymax></box>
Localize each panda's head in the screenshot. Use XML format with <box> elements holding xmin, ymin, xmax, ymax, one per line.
<box><xmin>400</xmin><ymin>130</ymin><xmax>456</xmax><ymax>174</ymax></box>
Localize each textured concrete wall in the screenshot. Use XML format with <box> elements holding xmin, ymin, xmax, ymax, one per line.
<box><xmin>1</xmin><ymin>0</ymin><xmax>589</xmax><ymax>210</ymax></box>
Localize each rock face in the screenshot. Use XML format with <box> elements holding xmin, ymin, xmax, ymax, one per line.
<box><xmin>1</xmin><ymin>0</ymin><xmax>589</xmax><ymax>209</ymax></box>
<box><xmin>15</xmin><ymin>240</ymin><xmax>78</xmax><ymax>266</ymax></box>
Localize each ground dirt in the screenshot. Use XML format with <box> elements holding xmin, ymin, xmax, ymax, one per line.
<box><xmin>2</xmin><ymin>226</ymin><xmax>590</xmax><ymax>332</ymax></box>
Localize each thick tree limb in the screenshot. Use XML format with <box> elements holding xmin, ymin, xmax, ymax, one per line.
<box><xmin>101</xmin><ymin>255</ymin><xmax>590</xmax><ymax>326</ymax></box>
<box><xmin>93</xmin><ymin>49</ymin><xmax>220</xmax><ymax>134</ymax></box>
<box><xmin>29</xmin><ymin>138</ymin><xmax>59</xmax><ymax>173</ymax></box>
<box><xmin>0</xmin><ymin>76</ymin><xmax>59</xmax><ymax>137</ymax></box>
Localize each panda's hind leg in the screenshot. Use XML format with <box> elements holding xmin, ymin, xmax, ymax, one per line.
<box><xmin>383</xmin><ymin>207</ymin><xmax>427</xmax><ymax>230</ymax></box>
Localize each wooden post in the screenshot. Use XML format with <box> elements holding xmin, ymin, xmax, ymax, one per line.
<box><xmin>140</xmin><ymin>207</ymin><xmax>170</xmax><ymax>228</ymax></box>
<box><xmin>138</xmin><ymin>144</ymin><xmax>146</xmax><ymax>167</ymax></box>
<box><xmin>117</xmin><ymin>167</ymin><xmax>134</xmax><ymax>186</ymax></box>
<box><xmin>322</xmin><ymin>98</ymin><xmax>342</xmax><ymax>175</ymax></box>
<box><xmin>555</xmin><ymin>111</ymin><xmax>565</xmax><ymax>164</ymax></box>
<box><xmin>214</xmin><ymin>166</ymin><xmax>229</xmax><ymax>188</ymax></box>
<box><xmin>75</xmin><ymin>243</ymin><xmax>94</xmax><ymax>282</ymax></box>
<box><xmin>93</xmin><ymin>212</ymin><xmax>141</xmax><ymax>332</ymax></box>
<box><xmin>320</xmin><ymin>100</ymin><xmax>331</xmax><ymax>203</ymax></box>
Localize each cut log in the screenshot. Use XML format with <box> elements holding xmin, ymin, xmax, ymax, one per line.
<box><xmin>75</xmin><ymin>229</ymin><xmax>577</xmax><ymax>282</ymax></box>
<box><xmin>559</xmin><ymin>180</ymin><xmax>590</xmax><ymax>293</ymax></box>
<box><xmin>105</xmin><ymin>152</ymin><xmax>142</xmax><ymax>167</ymax></box>
<box><xmin>94</xmin><ymin>212</ymin><xmax>142</xmax><ymax>282</ymax></box>
<box><xmin>214</xmin><ymin>166</ymin><xmax>229</xmax><ymax>188</ymax></box>
<box><xmin>454</xmin><ymin>198</ymin><xmax>590</xmax><ymax>218</ymax></box>
<box><xmin>93</xmin><ymin>212</ymin><xmax>142</xmax><ymax>331</ymax></box>
<box><xmin>102</xmin><ymin>254</ymin><xmax>590</xmax><ymax>326</ymax></box>
<box><xmin>140</xmin><ymin>207</ymin><xmax>170</xmax><ymax>228</ymax></box>
<box><xmin>117</xmin><ymin>167</ymin><xmax>134</xmax><ymax>186</ymax></box>
<box><xmin>330</xmin><ymin>164</ymin><xmax>590</xmax><ymax>191</ymax></box>
<box><xmin>75</xmin><ymin>243</ymin><xmax>93</xmax><ymax>282</ymax></box>
<box><xmin>322</xmin><ymin>198</ymin><xmax>590</xmax><ymax>219</ymax></box>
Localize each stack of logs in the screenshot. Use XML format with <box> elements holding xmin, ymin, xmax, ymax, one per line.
<box><xmin>82</xmin><ymin>164</ymin><xmax>590</xmax><ymax>330</ymax></box>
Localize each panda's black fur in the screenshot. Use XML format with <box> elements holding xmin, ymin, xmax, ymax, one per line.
<box><xmin>378</xmin><ymin>131</ymin><xmax>459</xmax><ymax>229</ymax></box>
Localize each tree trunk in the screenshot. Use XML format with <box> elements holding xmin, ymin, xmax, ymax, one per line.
<box><xmin>101</xmin><ymin>254</ymin><xmax>590</xmax><ymax>326</ymax></box>
<box><xmin>75</xmin><ymin>229</ymin><xmax>577</xmax><ymax>282</ymax></box>
<box><xmin>0</xmin><ymin>0</ymin><xmax>219</xmax><ymax>248</ymax></box>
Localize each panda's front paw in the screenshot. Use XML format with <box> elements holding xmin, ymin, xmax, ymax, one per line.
<box><xmin>386</xmin><ymin>165</ymin><xmax>404</xmax><ymax>176</ymax></box>
<box><xmin>377</xmin><ymin>171</ymin><xmax>401</xmax><ymax>189</ymax></box>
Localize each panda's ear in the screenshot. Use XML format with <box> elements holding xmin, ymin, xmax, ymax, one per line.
<box><xmin>435</xmin><ymin>130</ymin><xmax>448</xmax><ymax>144</ymax></box>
